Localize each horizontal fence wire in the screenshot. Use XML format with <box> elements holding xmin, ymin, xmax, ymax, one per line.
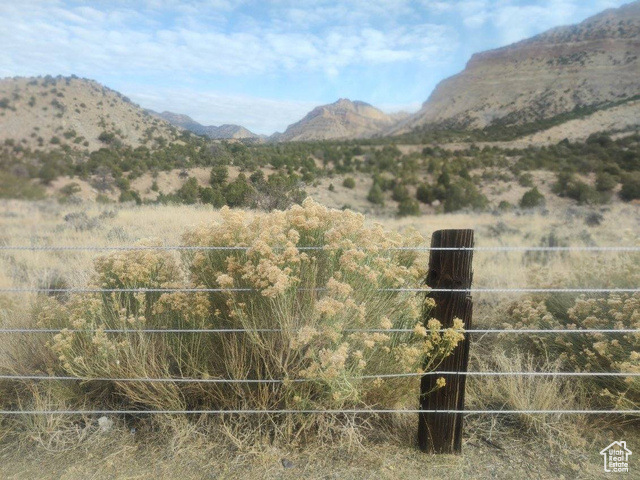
<box><xmin>0</xmin><ymin>328</ymin><xmax>638</xmax><ymax>334</ymax></box>
<box><xmin>1</xmin><ymin>245</ymin><xmax>640</xmax><ymax>252</ymax></box>
<box><xmin>0</xmin><ymin>409</ymin><xmax>637</xmax><ymax>415</ymax></box>
<box><xmin>1</xmin><ymin>328</ymin><xmax>638</xmax><ymax>334</ymax></box>
<box><xmin>1</xmin><ymin>287</ymin><xmax>640</xmax><ymax>294</ymax></box>
<box><xmin>1</xmin><ymin>372</ymin><xmax>638</xmax><ymax>383</ymax></box>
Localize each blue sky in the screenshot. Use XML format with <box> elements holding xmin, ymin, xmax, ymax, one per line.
<box><xmin>0</xmin><ymin>0</ymin><xmax>631</xmax><ymax>134</ymax></box>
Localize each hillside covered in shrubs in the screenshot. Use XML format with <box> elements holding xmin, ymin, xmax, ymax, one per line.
<box><xmin>1</xmin><ymin>119</ymin><xmax>640</xmax><ymax>215</ymax></box>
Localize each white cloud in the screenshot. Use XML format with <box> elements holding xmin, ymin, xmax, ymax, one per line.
<box><xmin>491</xmin><ymin>2</ymin><xmax>580</xmax><ymax>44</ymax></box>
<box><xmin>424</xmin><ymin>0</ymin><xmax>631</xmax><ymax>44</ymax></box>
<box><xmin>0</xmin><ymin>1</ymin><xmax>457</xmax><ymax>79</ymax></box>
<box><xmin>492</xmin><ymin>0</ymin><xmax>632</xmax><ymax>44</ymax></box>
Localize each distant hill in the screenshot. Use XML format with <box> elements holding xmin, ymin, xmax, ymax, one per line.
<box><xmin>393</xmin><ymin>0</ymin><xmax>640</xmax><ymax>134</ymax></box>
<box><xmin>0</xmin><ymin>75</ymin><xmax>180</xmax><ymax>152</ymax></box>
<box><xmin>275</xmin><ymin>99</ymin><xmax>407</xmax><ymax>142</ymax></box>
<box><xmin>151</xmin><ymin>110</ymin><xmax>261</xmax><ymax>139</ymax></box>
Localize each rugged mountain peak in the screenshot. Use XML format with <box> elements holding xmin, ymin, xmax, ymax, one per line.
<box><xmin>395</xmin><ymin>0</ymin><xmax>640</xmax><ymax>133</ymax></box>
<box><xmin>151</xmin><ymin>110</ymin><xmax>260</xmax><ymax>139</ymax></box>
<box><xmin>276</xmin><ymin>98</ymin><xmax>399</xmax><ymax>141</ymax></box>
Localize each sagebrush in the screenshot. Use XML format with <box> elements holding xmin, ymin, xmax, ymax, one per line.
<box><xmin>1</xmin><ymin>199</ymin><xmax>466</xmax><ymax>444</ymax></box>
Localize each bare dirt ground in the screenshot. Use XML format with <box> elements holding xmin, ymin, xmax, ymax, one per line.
<box><xmin>1</xmin><ymin>422</ymin><xmax>637</xmax><ymax>480</ymax></box>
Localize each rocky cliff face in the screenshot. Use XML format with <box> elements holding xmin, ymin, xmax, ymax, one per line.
<box><xmin>393</xmin><ymin>1</ymin><xmax>640</xmax><ymax>133</ymax></box>
<box><xmin>152</xmin><ymin>111</ymin><xmax>260</xmax><ymax>139</ymax></box>
<box><xmin>276</xmin><ymin>99</ymin><xmax>404</xmax><ymax>142</ymax></box>
<box><xmin>0</xmin><ymin>76</ymin><xmax>179</xmax><ymax>152</ymax></box>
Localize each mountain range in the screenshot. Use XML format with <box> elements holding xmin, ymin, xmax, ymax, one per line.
<box><xmin>1</xmin><ymin>1</ymin><xmax>639</xmax><ymax>150</ymax></box>
<box><xmin>149</xmin><ymin>111</ymin><xmax>262</xmax><ymax>140</ymax></box>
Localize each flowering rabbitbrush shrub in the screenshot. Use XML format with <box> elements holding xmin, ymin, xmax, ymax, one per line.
<box><xmin>502</xmin><ymin>294</ymin><xmax>640</xmax><ymax>411</ymax></box>
<box><xmin>44</xmin><ymin>200</ymin><xmax>464</xmax><ymax>432</ymax></box>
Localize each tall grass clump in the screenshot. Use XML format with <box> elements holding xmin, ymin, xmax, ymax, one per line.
<box><xmin>466</xmin><ymin>352</ymin><xmax>588</xmax><ymax>446</ymax></box>
<box><xmin>502</xmin><ymin>294</ymin><xmax>640</xmax><ymax>413</ymax></box>
<box><xmin>13</xmin><ymin>199</ymin><xmax>465</xmax><ymax>443</ymax></box>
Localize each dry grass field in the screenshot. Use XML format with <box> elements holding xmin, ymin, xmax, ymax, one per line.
<box><xmin>1</xmin><ymin>199</ymin><xmax>637</xmax><ymax>291</ymax></box>
<box><xmin>0</xmin><ymin>198</ymin><xmax>639</xmax><ymax>479</ymax></box>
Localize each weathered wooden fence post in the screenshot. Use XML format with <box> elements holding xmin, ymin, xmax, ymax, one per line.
<box><xmin>418</xmin><ymin>229</ymin><xmax>474</xmax><ymax>454</ymax></box>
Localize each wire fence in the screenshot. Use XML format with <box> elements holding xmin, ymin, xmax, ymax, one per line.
<box><xmin>1</xmin><ymin>409</ymin><xmax>637</xmax><ymax>415</ymax></box>
<box><xmin>2</xmin><ymin>287</ymin><xmax>640</xmax><ymax>294</ymax></box>
<box><xmin>2</xmin><ymin>245</ymin><xmax>640</xmax><ymax>252</ymax></box>
<box><xmin>1</xmin><ymin>327</ymin><xmax>639</xmax><ymax>334</ymax></box>
<box><xmin>2</xmin><ymin>371</ymin><xmax>639</xmax><ymax>383</ymax></box>
<box><xmin>0</xmin><ymin>242</ymin><xmax>639</xmax><ymax>417</ymax></box>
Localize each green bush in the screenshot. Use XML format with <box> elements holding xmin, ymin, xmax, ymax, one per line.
<box><xmin>442</xmin><ymin>180</ymin><xmax>487</xmax><ymax>212</ymax></box>
<box><xmin>585</xmin><ymin>212</ymin><xmax>603</xmax><ymax>226</ymax></box>
<box><xmin>552</xmin><ymin>171</ymin><xmax>574</xmax><ymax>196</ymax></box>
<box><xmin>115</xmin><ymin>176</ymin><xmax>131</xmax><ymax>191</ymax></box>
<box><xmin>0</xmin><ymin>172</ymin><xmax>46</xmax><ymax>200</ymax></box>
<box><xmin>118</xmin><ymin>190</ymin><xmax>141</xmax><ymax>204</ymax></box>
<box><xmin>416</xmin><ymin>183</ymin><xmax>435</xmax><ymax>204</ymax></box>
<box><xmin>391</xmin><ymin>184</ymin><xmax>410</xmax><ymax>202</ymax></box>
<box><xmin>176</xmin><ymin>177</ymin><xmax>199</xmax><ymax>204</ymax></box>
<box><xmin>552</xmin><ymin>171</ymin><xmax>604</xmax><ymax>204</ymax></box>
<box><xmin>595</xmin><ymin>172</ymin><xmax>617</xmax><ymax>192</ymax></box>
<box><xmin>586</xmin><ymin>133</ymin><xmax>613</xmax><ymax>148</ymax></box>
<box><xmin>620</xmin><ymin>151</ymin><xmax>640</xmax><ymax>171</ymax></box>
<box><xmin>59</xmin><ymin>183</ymin><xmax>81</xmax><ymax>197</ymax></box>
<box><xmin>210</xmin><ymin>165</ymin><xmax>229</xmax><ymax>186</ymax></box>
<box><xmin>224</xmin><ymin>173</ymin><xmax>253</xmax><ymax>207</ymax></box>
<box><xmin>38</xmin><ymin>163</ymin><xmax>59</xmax><ymax>185</ymax></box>
<box><xmin>397</xmin><ymin>198</ymin><xmax>420</xmax><ymax>216</ymax></box>
<box><xmin>519</xmin><ymin>187</ymin><xmax>545</xmax><ymax>208</ymax></box>
<box><xmin>518</xmin><ymin>173</ymin><xmax>534</xmax><ymax>187</ymax></box>
<box><xmin>98</xmin><ymin>131</ymin><xmax>115</xmax><ymax>144</ymax></box>
<box><xmin>565</xmin><ymin>181</ymin><xmax>598</xmax><ymax>205</ymax></box>
<box><xmin>249</xmin><ymin>170</ymin><xmax>265</xmax><ymax>184</ymax></box>
<box><xmin>497</xmin><ymin>200</ymin><xmax>513</xmax><ymax>211</ymax></box>
<box><xmin>342</xmin><ymin>177</ymin><xmax>356</xmax><ymax>189</ymax></box>
<box><xmin>250</xmin><ymin>172</ymin><xmax>305</xmax><ymax>211</ymax></box>
<box><xmin>437</xmin><ymin>170</ymin><xmax>450</xmax><ymax>188</ymax></box>
<box><xmin>620</xmin><ymin>173</ymin><xmax>640</xmax><ymax>201</ymax></box>
<box><xmin>200</xmin><ymin>186</ymin><xmax>226</xmax><ymax>208</ymax></box>
<box><xmin>367</xmin><ymin>182</ymin><xmax>384</xmax><ymax>205</ymax></box>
